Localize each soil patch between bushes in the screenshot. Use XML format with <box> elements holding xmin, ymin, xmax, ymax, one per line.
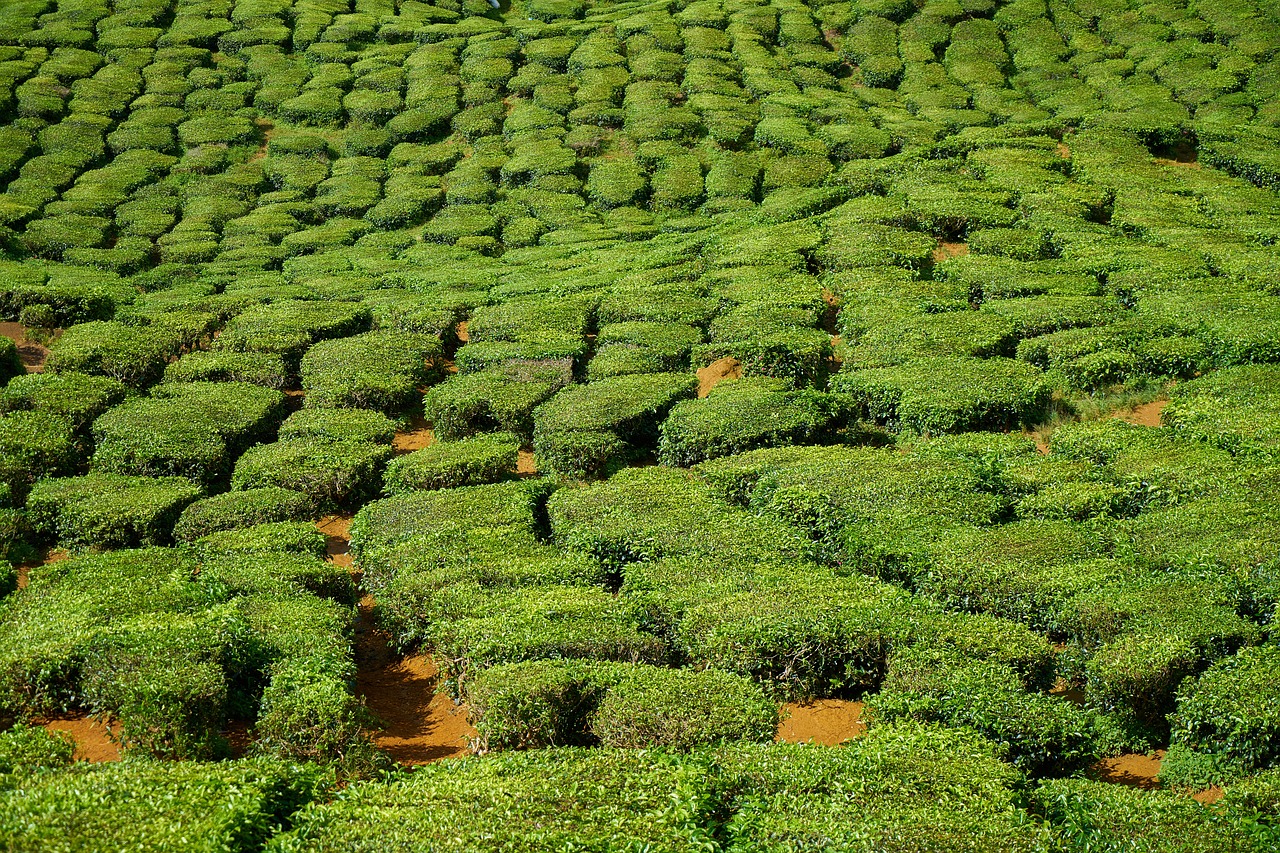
<box><xmin>355</xmin><ymin>595</ymin><xmax>476</xmax><ymax>764</ymax></box>
<box><xmin>42</xmin><ymin>716</ymin><xmax>121</xmax><ymax>762</ymax></box>
<box><xmin>1113</xmin><ymin>399</ymin><xmax>1168</xmax><ymax>427</ymax></box>
<box><xmin>697</xmin><ymin>357</ymin><xmax>741</xmax><ymax>397</ymax></box>
<box><xmin>776</xmin><ymin>699</ymin><xmax>866</xmax><ymax>746</ymax></box>
<box><xmin>0</xmin><ymin>321</ymin><xmax>51</xmax><ymax>372</ymax></box>
<box><xmin>393</xmin><ymin>416</ymin><xmax>435</xmax><ymax>454</ymax></box>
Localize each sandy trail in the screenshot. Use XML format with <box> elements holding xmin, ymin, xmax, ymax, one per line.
<box><xmin>697</xmin><ymin>356</ymin><xmax>741</xmax><ymax>398</ymax></box>
<box><xmin>0</xmin><ymin>321</ymin><xmax>51</xmax><ymax>372</ymax></box>
<box><xmin>932</xmin><ymin>241</ymin><xmax>969</xmax><ymax>263</ymax></box>
<box><xmin>776</xmin><ymin>699</ymin><xmax>866</xmax><ymax>746</ymax></box>
<box><xmin>1113</xmin><ymin>399</ymin><xmax>1167</xmax><ymax>427</ymax></box>
<box><xmin>42</xmin><ymin>716</ymin><xmax>121</xmax><ymax>762</ymax></box>
<box><xmin>392</xmin><ymin>416</ymin><xmax>434</xmax><ymax>454</ymax></box>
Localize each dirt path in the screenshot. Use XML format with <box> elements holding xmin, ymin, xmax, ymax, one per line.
<box><xmin>697</xmin><ymin>356</ymin><xmax>741</xmax><ymax>398</ymax></box>
<box><xmin>932</xmin><ymin>240</ymin><xmax>969</xmax><ymax>263</ymax></box>
<box><xmin>517</xmin><ymin>448</ymin><xmax>537</xmax><ymax>476</ymax></box>
<box><xmin>0</xmin><ymin>321</ymin><xmax>51</xmax><ymax>372</ymax></box>
<box><xmin>392</xmin><ymin>416</ymin><xmax>434</xmax><ymax>454</ymax></box>
<box><xmin>1112</xmin><ymin>399</ymin><xmax>1167</xmax><ymax>427</ymax></box>
<box><xmin>316</xmin><ymin>516</ymin><xmax>477</xmax><ymax>764</ymax></box>
<box><xmin>42</xmin><ymin>716</ymin><xmax>121</xmax><ymax>762</ymax></box>
<box><xmin>776</xmin><ymin>699</ymin><xmax>865</xmax><ymax>746</ymax></box>
<box><xmin>1093</xmin><ymin>751</ymin><xmax>1164</xmax><ymax>789</ymax></box>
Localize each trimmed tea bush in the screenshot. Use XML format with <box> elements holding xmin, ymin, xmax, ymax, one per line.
<box><xmin>231</xmin><ymin>438</ymin><xmax>393</xmax><ymax>510</ymax></box>
<box><xmin>383</xmin><ymin>432</ymin><xmax>519</xmax><ymax>494</ymax></box>
<box><xmin>26</xmin><ymin>474</ymin><xmax>200</xmax><ymax>550</ymax></box>
<box><xmin>300</xmin><ymin>330</ymin><xmax>441</xmax><ymax>413</ymax></box>
<box><xmin>659</xmin><ymin>378</ymin><xmax>844</xmax><ymax>466</ymax></box>
<box><xmin>173</xmin><ymin>488</ymin><xmax>316</xmax><ymax>542</ymax></box>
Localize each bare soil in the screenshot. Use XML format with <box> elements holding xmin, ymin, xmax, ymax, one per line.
<box><xmin>517</xmin><ymin>448</ymin><xmax>538</xmax><ymax>476</ymax></box>
<box><xmin>42</xmin><ymin>716</ymin><xmax>121</xmax><ymax>762</ymax></box>
<box><xmin>697</xmin><ymin>356</ymin><xmax>742</xmax><ymax>398</ymax></box>
<box><xmin>315</xmin><ymin>514</ymin><xmax>354</xmax><ymax>570</ymax></box>
<box><xmin>455</xmin><ymin>320</ymin><xmax>469</xmax><ymax>343</ymax></box>
<box><xmin>1049</xmin><ymin>677</ymin><xmax>1086</xmax><ymax>706</ymax></box>
<box><xmin>1113</xmin><ymin>399</ymin><xmax>1168</xmax><ymax>428</ymax></box>
<box><xmin>932</xmin><ymin>241</ymin><xmax>969</xmax><ymax>263</ymax></box>
<box><xmin>16</xmin><ymin>547</ymin><xmax>68</xmax><ymax>590</ymax></box>
<box><xmin>0</xmin><ymin>321</ymin><xmax>51</xmax><ymax>372</ymax></box>
<box><xmin>776</xmin><ymin>699</ymin><xmax>866</xmax><ymax>746</ymax></box>
<box><xmin>1056</xmin><ymin>142</ymin><xmax>1071</xmax><ymax>159</ymax></box>
<box><xmin>1154</xmin><ymin>141</ymin><xmax>1199</xmax><ymax>168</ymax></box>
<box><xmin>355</xmin><ymin>595</ymin><xmax>476</xmax><ymax>763</ymax></box>
<box><xmin>1092</xmin><ymin>751</ymin><xmax>1164</xmax><ymax>790</ymax></box>
<box><xmin>392</xmin><ymin>416</ymin><xmax>434</xmax><ymax>454</ymax></box>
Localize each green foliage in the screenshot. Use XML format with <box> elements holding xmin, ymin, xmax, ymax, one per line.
<box><xmin>833</xmin><ymin>357</ymin><xmax>1051</xmax><ymax>435</ymax></box>
<box><xmin>232</xmin><ymin>439</ymin><xmax>393</xmax><ymax>511</ymax></box>
<box><xmin>26</xmin><ymin>474</ymin><xmax>200</xmax><ymax>550</ymax></box>
<box><xmin>277</xmin><ymin>408</ymin><xmax>397</xmax><ymax>445</ymax></box>
<box><xmin>48</xmin><ymin>320</ymin><xmax>188</xmax><ymax>387</ymax></box>
<box><xmin>91</xmin><ymin>382</ymin><xmax>286</xmax><ymax>488</ymax></box>
<box><xmin>173</xmin><ymin>488</ymin><xmax>316</xmax><ymax>542</ymax></box>
<box><xmin>0</xmin><ymin>759</ymin><xmax>326</xmax><ymax>852</ymax></box>
<box><xmin>533</xmin><ymin>373</ymin><xmax>697</xmax><ymax>478</ymax></box>
<box><xmin>301</xmin><ymin>330</ymin><xmax>440</xmax><ymax>414</ymax></box>
<box><xmin>383</xmin><ymin>432</ymin><xmax>519</xmax><ymax>494</ymax></box>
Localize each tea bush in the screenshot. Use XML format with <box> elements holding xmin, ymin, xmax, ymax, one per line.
<box><xmin>231</xmin><ymin>438</ymin><xmax>393</xmax><ymax>510</ymax></box>
<box><xmin>659</xmin><ymin>378</ymin><xmax>844</xmax><ymax>466</ymax></box>
<box><xmin>173</xmin><ymin>487</ymin><xmax>316</xmax><ymax>542</ymax></box>
<box><xmin>383</xmin><ymin>431</ymin><xmax>519</xmax><ymax>494</ymax></box>
<box><xmin>277</xmin><ymin>408</ymin><xmax>397</xmax><ymax>445</ymax></box>
<box><xmin>91</xmin><ymin>382</ymin><xmax>286</xmax><ymax>488</ymax></box>
<box><xmin>300</xmin><ymin>329</ymin><xmax>441</xmax><ymax>413</ymax></box>
<box><xmin>26</xmin><ymin>474</ymin><xmax>200</xmax><ymax>550</ymax></box>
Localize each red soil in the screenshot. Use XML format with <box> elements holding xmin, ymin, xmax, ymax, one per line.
<box><xmin>1113</xmin><ymin>399</ymin><xmax>1168</xmax><ymax>427</ymax></box>
<box><xmin>776</xmin><ymin>699</ymin><xmax>866</xmax><ymax>746</ymax></box>
<box><xmin>315</xmin><ymin>514</ymin><xmax>354</xmax><ymax>570</ymax></box>
<box><xmin>355</xmin><ymin>595</ymin><xmax>476</xmax><ymax>763</ymax></box>
<box><xmin>697</xmin><ymin>356</ymin><xmax>741</xmax><ymax>398</ymax></box>
<box><xmin>932</xmin><ymin>241</ymin><xmax>969</xmax><ymax>262</ymax></box>
<box><xmin>16</xmin><ymin>547</ymin><xmax>68</xmax><ymax>590</ymax></box>
<box><xmin>517</xmin><ymin>448</ymin><xmax>538</xmax><ymax>476</ymax></box>
<box><xmin>455</xmin><ymin>320</ymin><xmax>469</xmax><ymax>343</ymax></box>
<box><xmin>1093</xmin><ymin>750</ymin><xmax>1164</xmax><ymax>790</ymax></box>
<box><xmin>42</xmin><ymin>716</ymin><xmax>121</xmax><ymax>763</ymax></box>
<box><xmin>392</xmin><ymin>416</ymin><xmax>435</xmax><ymax>454</ymax></box>
<box><xmin>0</xmin><ymin>321</ymin><xmax>51</xmax><ymax>372</ymax></box>
<box><xmin>1056</xmin><ymin>142</ymin><xmax>1071</xmax><ymax>159</ymax></box>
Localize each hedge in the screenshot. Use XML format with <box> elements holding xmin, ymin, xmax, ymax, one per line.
<box><xmin>25</xmin><ymin>474</ymin><xmax>201</xmax><ymax>550</ymax></box>
<box><xmin>467</xmin><ymin>659</ymin><xmax>778</xmax><ymax>752</ymax></box>
<box><xmin>47</xmin><ymin>320</ymin><xmax>188</xmax><ymax>387</ymax></box>
<box><xmin>164</xmin><ymin>350</ymin><xmax>290</xmax><ymax>389</ymax></box>
<box><xmin>659</xmin><ymin>378</ymin><xmax>844</xmax><ymax>467</ymax></box>
<box><xmin>832</xmin><ymin>357</ymin><xmax>1051</xmax><ymax>435</ymax></box>
<box><xmin>277</xmin><ymin>408</ymin><xmax>397</xmax><ymax>445</ymax></box>
<box><xmin>173</xmin><ymin>487</ymin><xmax>316</xmax><ymax>542</ymax></box>
<box><xmin>91</xmin><ymin>381</ymin><xmax>285</xmax><ymax>488</ymax></box>
<box><xmin>0</xmin><ymin>759</ymin><xmax>326</xmax><ymax>853</ymax></box>
<box><xmin>213</xmin><ymin>300</ymin><xmax>372</xmax><ymax>373</ymax></box>
<box><xmin>0</xmin><ymin>411</ymin><xmax>79</xmax><ymax>501</ymax></box>
<box><xmin>533</xmin><ymin>373</ymin><xmax>698</xmax><ymax>478</ymax></box>
<box><xmin>300</xmin><ymin>330</ymin><xmax>441</xmax><ymax>413</ymax></box>
<box><xmin>383</xmin><ymin>432</ymin><xmax>519</xmax><ymax>494</ymax></box>
<box><xmin>424</xmin><ymin>363</ymin><xmax>568</xmax><ymax>441</ymax></box>
<box><xmin>0</xmin><ymin>371</ymin><xmax>127</xmax><ymax>434</ymax></box>
<box><xmin>230</xmin><ymin>437</ymin><xmax>392</xmax><ymax>510</ymax></box>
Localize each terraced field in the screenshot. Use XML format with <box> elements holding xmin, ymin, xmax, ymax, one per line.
<box><xmin>1</xmin><ymin>0</ymin><xmax>1280</xmax><ymax>849</ymax></box>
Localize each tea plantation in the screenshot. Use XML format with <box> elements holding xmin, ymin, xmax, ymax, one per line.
<box><xmin>1</xmin><ymin>0</ymin><xmax>1279</xmax><ymax>847</ymax></box>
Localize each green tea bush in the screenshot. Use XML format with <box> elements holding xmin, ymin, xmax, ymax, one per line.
<box><xmin>173</xmin><ymin>487</ymin><xmax>316</xmax><ymax>542</ymax></box>
<box><xmin>1166</xmin><ymin>644</ymin><xmax>1280</xmax><ymax>782</ymax></box>
<box><xmin>0</xmin><ymin>372</ymin><xmax>127</xmax><ymax>434</ymax></box>
<box><xmin>0</xmin><ymin>724</ymin><xmax>74</xmax><ymax>783</ymax></box>
<box><xmin>91</xmin><ymin>382</ymin><xmax>286</xmax><ymax>488</ymax></box>
<box><xmin>868</xmin><ymin>645</ymin><xmax>1098</xmax><ymax>777</ymax></box>
<box><xmin>533</xmin><ymin>372</ymin><xmax>697</xmax><ymax>478</ymax></box>
<box><xmin>277</xmin><ymin>408</ymin><xmax>397</xmax><ymax>445</ymax></box>
<box><xmin>26</xmin><ymin>474</ymin><xmax>200</xmax><ymax>550</ymax></box>
<box><xmin>383</xmin><ymin>432</ymin><xmax>519</xmax><ymax>494</ymax></box>
<box><xmin>467</xmin><ymin>659</ymin><xmax>778</xmax><ymax>752</ymax></box>
<box><xmin>48</xmin><ymin>320</ymin><xmax>188</xmax><ymax>387</ymax></box>
<box><xmin>300</xmin><ymin>330</ymin><xmax>440</xmax><ymax>413</ymax></box>
<box><xmin>164</xmin><ymin>350</ymin><xmax>289</xmax><ymax>389</ymax></box>
<box><xmin>1163</xmin><ymin>365</ymin><xmax>1280</xmax><ymax>463</ymax></box>
<box><xmin>0</xmin><ymin>411</ymin><xmax>79</xmax><ymax>501</ymax></box>
<box><xmin>425</xmin><ymin>363</ymin><xmax>568</xmax><ymax>441</ymax></box>
<box><xmin>231</xmin><ymin>438</ymin><xmax>392</xmax><ymax>510</ymax></box>
<box><xmin>213</xmin><ymin>300</ymin><xmax>372</xmax><ymax>373</ymax></box>
<box><xmin>0</xmin><ymin>759</ymin><xmax>326</xmax><ymax>852</ymax></box>
<box><xmin>195</xmin><ymin>522</ymin><xmax>327</xmax><ymax>560</ymax></box>
<box><xmin>833</xmin><ymin>357</ymin><xmax>1051</xmax><ymax>434</ymax></box>
<box><xmin>659</xmin><ymin>378</ymin><xmax>844</xmax><ymax>467</ymax></box>
<box><xmin>271</xmin><ymin>749</ymin><xmax>709</xmax><ymax>851</ymax></box>
<box><xmin>433</xmin><ymin>586</ymin><xmax>669</xmax><ymax>697</ymax></box>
